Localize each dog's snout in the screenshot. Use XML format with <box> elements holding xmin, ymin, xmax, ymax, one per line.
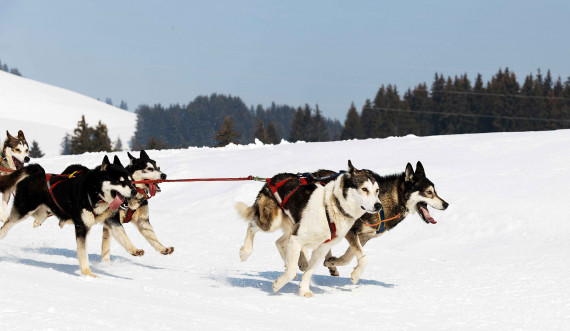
<box><xmin>442</xmin><ymin>201</ymin><xmax>449</xmax><ymax>210</ymax></box>
<box><xmin>24</xmin><ymin>156</ymin><xmax>30</xmax><ymax>163</ymax></box>
<box><xmin>374</xmin><ymin>202</ymin><xmax>383</xmax><ymax>213</ymax></box>
<box><xmin>161</xmin><ymin>173</ymin><xmax>167</xmax><ymax>180</ymax></box>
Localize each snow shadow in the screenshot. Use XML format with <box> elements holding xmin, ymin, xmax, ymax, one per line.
<box><xmin>219</xmin><ymin>271</ymin><xmax>395</xmax><ymax>295</ymax></box>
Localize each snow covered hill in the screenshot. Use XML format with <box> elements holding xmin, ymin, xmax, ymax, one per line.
<box><xmin>0</xmin><ymin>130</ymin><xmax>568</xmax><ymax>330</ymax></box>
<box><xmin>0</xmin><ymin>71</ymin><xmax>136</xmax><ymax>156</ymax></box>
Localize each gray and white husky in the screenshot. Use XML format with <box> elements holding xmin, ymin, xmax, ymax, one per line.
<box><xmin>324</xmin><ymin>161</ymin><xmax>449</xmax><ymax>283</ymax></box>
<box><xmin>236</xmin><ymin>160</ymin><xmax>382</xmax><ymax>297</ymax></box>
<box><xmin>0</xmin><ymin>130</ymin><xmax>30</xmax><ymax>222</ymax></box>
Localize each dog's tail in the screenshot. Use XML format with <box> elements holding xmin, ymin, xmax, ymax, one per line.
<box><xmin>0</xmin><ymin>163</ymin><xmax>44</xmax><ymax>193</ymax></box>
<box><xmin>235</xmin><ymin>202</ymin><xmax>256</xmax><ymax>221</ymax></box>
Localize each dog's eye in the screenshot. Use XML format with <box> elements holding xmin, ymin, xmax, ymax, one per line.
<box><xmin>147</xmin><ymin>167</ymin><xmax>153</xmax><ymax>171</ymax></box>
<box><xmin>362</xmin><ymin>188</ymin><xmax>369</xmax><ymax>193</ymax></box>
<box><xmin>15</xmin><ymin>148</ymin><xmax>20</xmax><ymax>152</ymax></box>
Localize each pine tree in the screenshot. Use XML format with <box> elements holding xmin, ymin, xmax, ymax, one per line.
<box><xmin>215</xmin><ymin>116</ymin><xmax>240</xmax><ymax>147</ymax></box>
<box><xmin>70</xmin><ymin>115</ymin><xmax>93</xmax><ymax>154</ymax></box>
<box><xmin>265</xmin><ymin>122</ymin><xmax>281</xmax><ymax>144</ymax></box>
<box><xmin>341</xmin><ymin>103</ymin><xmax>362</xmax><ymax>140</ymax></box>
<box><xmin>61</xmin><ymin>134</ymin><xmax>71</xmax><ymax>155</ymax></box>
<box><xmin>119</xmin><ymin>100</ymin><xmax>128</xmax><ymax>110</ymax></box>
<box><xmin>312</xmin><ymin>105</ymin><xmax>329</xmax><ymax>142</ymax></box>
<box><xmin>146</xmin><ymin>137</ymin><xmax>170</xmax><ymax>150</ymax></box>
<box><xmin>92</xmin><ymin>121</ymin><xmax>113</xmax><ymax>152</ymax></box>
<box><xmin>114</xmin><ymin>137</ymin><xmax>123</xmax><ymax>151</ymax></box>
<box><xmin>254</xmin><ymin>119</ymin><xmax>267</xmax><ymax>143</ymax></box>
<box><xmin>289</xmin><ymin>107</ymin><xmax>307</xmax><ymax>142</ymax></box>
<box><xmin>29</xmin><ymin>140</ymin><xmax>45</xmax><ymax>158</ymax></box>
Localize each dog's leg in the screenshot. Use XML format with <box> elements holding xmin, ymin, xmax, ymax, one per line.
<box><xmin>0</xmin><ymin>190</ymin><xmax>11</xmax><ymax>222</ymax></box>
<box><xmin>240</xmin><ymin>221</ymin><xmax>258</xmax><ymax>262</ymax></box>
<box><xmin>101</xmin><ymin>226</ymin><xmax>112</xmax><ymax>262</ymax></box>
<box><xmin>344</xmin><ymin>231</ymin><xmax>367</xmax><ymax>285</ymax></box>
<box><xmin>0</xmin><ymin>207</ymin><xmax>29</xmax><ymax>238</ymax></box>
<box><xmin>104</xmin><ymin>218</ymin><xmax>144</xmax><ymax>257</ymax></box>
<box><xmin>324</xmin><ymin>250</ymin><xmax>340</xmax><ymax>276</ymax></box>
<box><xmin>298</xmin><ymin>247</ymin><xmax>309</xmax><ymax>272</ymax></box>
<box><xmin>32</xmin><ymin>206</ymin><xmax>52</xmax><ymax>228</ymax></box>
<box><xmin>275</xmin><ymin>232</ymin><xmax>289</xmax><ymax>264</ymax></box>
<box><xmin>74</xmin><ymin>221</ymin><xmax>96</xmax><ymax>277</ymax></box>
<box><xmin>273</xmin><ymin>235</ymin><xmax>302</xmax><ymax>293</ymax></box>
<box><xmin>132</xmin><ymin>212</ymin><xmax>173</xmax><ymax>255</ymax></box>
<box><xmin>298</xmin><ymin>244</ymin><xmax>331</xmax><ymax>297</ymax></box>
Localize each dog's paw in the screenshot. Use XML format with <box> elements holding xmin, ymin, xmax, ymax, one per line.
<box><xmin>239</xmin><ymin>246</ymin><xmax>252</xmax><ymax>262</ymax></box>
<box><xmin>328</xmin><ymin>267</ymin><xmax>340</xmax><ymax>277</ymax></box>
<box><xmin>81</xmin><ymin>268</ymin><xmax>98</xmax><ymax>278</ymax></box>
<box><xmin>299</xmin><ymin>290</ymin><xmax>314</xmax><ymax>298</ymax></box>
<box><xmin>161</xmin><ymin>247</ymin><xmax>174</xmax><ymax>255</ymax></box>
<box><xmin>298</xmin><ymin>256</ymin><xmax>308</xmax><ymax>272</ymax></box>
<box><xmin>131</xmin><ymin>249</ymin><xmax>145</xmax><ymax>257</ymax></box>
<box><xmin>323</xmin><ymin>257</ymin><xmax>337</xmax><ymax>268</ymax></box>
<box><xmin>273</xmin><ymin>278</ymin><xmax>287</xmax><ymax>293</ymax></box>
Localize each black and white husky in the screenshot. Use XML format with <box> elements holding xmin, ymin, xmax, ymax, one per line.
<box><xmin>0</xmin><ymin>156</ymin><xmax>137</xmax><ymax>277</ymax></box>
<box><xmin>324</xmin><ymin>161</ymin><xmax>449</xmax><ymax>283</ymax></box>
<box><xmin>236</xmin><ymin>161</ymin><xmax>382</xmax><ymax>297</ymax></box>
<box><xmin>100</xmin><ymin>151</ymin><xmax>173</xmax><ymax>262</ymax></box>
<box><xmin>0</xmin><ymin>130</ymin><xmax>30</xmax><ymax>222</ymax></box>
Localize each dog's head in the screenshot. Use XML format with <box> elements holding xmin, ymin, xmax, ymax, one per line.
<box><xmin>127</xmin><ymin>150</ymin><xmax>166</xmax><ymax>194</ymax></box>
<box><xmin>3</xmin><ymin>130</ymin><xmax>30</xmax><ymax>170</ymax></box>
<box><xmin>404</xmin><ymin>161</ymin><xmax>449</xmax><ymax>224</ymax></box>
<box><xmin>341</xmin><ymin>160</ymin><xmax>382</xmax><ymax>214</ymax></box>
<box><xmin>98</xmin><ymin>155</ymin><xmax>137</xmax><ymax>210</ymax></box>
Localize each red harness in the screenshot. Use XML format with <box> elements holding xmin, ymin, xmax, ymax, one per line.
<box><xmin>266</xmin><ymin>174</ymin><xmax>338</xmax><ymax>243</ymax></box>
<box><xmin>45</xmin><ymin>171</ymin><xmax>83</xmax><ymax>218</ymax></box>
<box><xmin>123</xmin><ymin>183</ymin><xmax>158</xmax><ymax>223</ymax></box>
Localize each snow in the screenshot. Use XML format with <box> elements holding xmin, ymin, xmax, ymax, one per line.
<box><xmin>1</xmin><ymin>71</ymin><xmax>569</xmax><ymax>330</ymax></box>
<box><xmin>0</xmin><ymin>71</ymin><xmax>136</xmax><ymax>156</ymax></box>
<box><xmin>0</xmin><ymin>129</ymin><xmax>568</xmax><ymax>330</ymax></box>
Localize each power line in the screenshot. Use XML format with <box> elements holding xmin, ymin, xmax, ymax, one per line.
<box><xmin>365</xmin><ymin>106</ymin><xmax>570</xmax><ymax>124</ymax></box>
<box><xmin>430</xmin><ymin>89</ymin><xmax>570</xmax><ymax>101</ymax></box>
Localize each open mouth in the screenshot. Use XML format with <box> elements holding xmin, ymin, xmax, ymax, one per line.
<box><xmin>417</xmin><ymin>202</ymin><xmax>437</xmax><ymax>224</ymax></box>
<box><xmin>148</xmin><ymin>182</ymin><xmax>161</xmax><ymax>195</ymax></box>
<box><xmin>110</xmin><ymin>191</ymin><xmax>126</xmax><ymax>210</ymax></box>
<box><xmin>12</xmin><ymin>156</ymin><xmax>24</xmax><ymax>170</ymax></box>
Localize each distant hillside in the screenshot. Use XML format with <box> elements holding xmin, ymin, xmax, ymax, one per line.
<box><xmin>0</xmin><ymin>71</ymin><xmax>136</xmax><ymax>156</ymax></box>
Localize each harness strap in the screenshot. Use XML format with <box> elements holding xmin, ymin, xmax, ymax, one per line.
<box><xmin>45</xmin><ymin>171</ymin><xmax>85</xmax><ymax>218</ymax></box>
<box><xmin>323</xmin><ymin>207</ymin><xmax>337</xmax><ymax>243</ymax></box>
<box><xmin>365</xmin><ymin>211</ymin><xmax>402</xmax><ymax>234</ymax></box>
<box><xmin>124</xmin><ymin>208</ymin><xmax>136</xmax><ymax>223</ymax></box>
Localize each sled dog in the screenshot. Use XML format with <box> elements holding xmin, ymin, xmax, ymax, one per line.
<box><xmin>0</xmin><ymin>156</ymin><xmax>138</xmax><ymax>277</ymax></box>
<box><xmin>0</xmin><ymin>130</ymin><xmax>30</xmax><ymax>222</ymax></box>
<box><xmin>236</xmin><ymin>160</ymin><xmax>382</xmax><ymax>297</ymax></box>
<box><xmin>324</xmin><ymin>161</ymin><xmax>449</xmax><ymax>283</ymax></box>
<box><xmin>100</xmin><ymin>151</ymin><xmax>173</xmax><ymax>262</ymax></box>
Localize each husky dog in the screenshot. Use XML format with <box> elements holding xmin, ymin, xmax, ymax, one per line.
<box><xmin>236</xmin><ymin>161</ymin><xmax>382</xmax><ymax>297</ymax></box>
<box><xmin>100</xmin><ymin>151</ymin><xmax>173</xmax><ymax>262</ymax></box>
<box><xmin>0</xmin><ymin>130</ymin><xmax>30</xmax><ymax>222</ymax></box>
<box><xmin>324</xmin><ymin>161</ymin><xmax>449</xmax><ymax>283</ymax></box>
<box><xmin>0</xmin><ymin>156</ymin><xmax>138</xmax><ymax>277</ymax></box>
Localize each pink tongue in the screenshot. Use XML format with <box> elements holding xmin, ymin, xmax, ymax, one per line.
<box><xmin>110</xmin><ymin>193</ymin><xmax>125</xmax><ymax>210</ymax></box>
<box><xmin>149</xmin><ymin>183</ymin><xmax>157</xmax><ymax>196</ymax></box>
<box><xmin>420</xmin><ymin>205</ymin><xmax>437</xmax><ymax>224</ymax></box>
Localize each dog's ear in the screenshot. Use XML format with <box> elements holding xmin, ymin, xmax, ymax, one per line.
<box><xmin>113</xmin><ymin>155</ymin><xmax>123</xmax><ymax>167</ymax></box>
<box><xmin>101</xmin><ymin>155</ymin><xmax>111</xmax><ymax>171</ymax></box>
<box><xmin>415</xmin><ymin>161</ymin><xmax>425</xmax><ymax>178</ymax></box>
<box><xmin>405</xmin><ymin>163</ymin><xmax>415</xmax><ymax>182</ymax></box>
<box><xmin>127</xmin><ymin>152</ymin><xmax>135</xmax><ymax>165</ymax></box>
<box><xmin>6</xmin><ymin>131</ymin><xmax>14</xmax><ymax>140</ymax></box>
<box><xmin>348</xmin><ymin>160</ymin><xmax>357</xmax><ymax>174</ymax></box>
<box><xmin>140</xmin><ymin>150</ymin><xmax>149</xmax><ymax>160</ymax></box>
<box><xmin>17</xmin><ymin>130</ymin><xmax>26</xmax><ymax>141</ymax></box>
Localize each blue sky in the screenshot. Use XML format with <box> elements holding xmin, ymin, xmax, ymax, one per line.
<box><xmin>1</xmin><ymin>0</ymin><xmax>569</xmax><ymax>120</ymax></box>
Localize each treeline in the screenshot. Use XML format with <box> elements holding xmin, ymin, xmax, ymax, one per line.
<box><xmin>133</xmin><ymin>94</ymin><xmax>342</xmax><ymax>148</ymax></box>
<box><xmin>341</xmin><ymin>68</ymin><xmax>570</xmax><ymax>139</ymax></box>
<box><xmin>0</xmin><ymin>58</ymin><xmax>22</xmax><ymax>76</ymax></box>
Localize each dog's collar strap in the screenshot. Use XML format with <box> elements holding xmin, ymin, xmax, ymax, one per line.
<box><xmin>124</xmin><ymin>208</ymin><xmax>136</xmax><ymax>223</ymax></box>
<box><xmin>333</xmin><ymin>196</ymin><xmax>352</xmax><ymax>219</ymax></box>
<box><xmin>323</xmin><ymin>207</ymin><xmax>337</xmax><ymax>244</ymax></box>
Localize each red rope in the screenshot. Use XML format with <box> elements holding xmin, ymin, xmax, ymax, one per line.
<box><xmin>131</xmin><ymin>176</ymin><xmax>265</xmax><ymax>185</ymax></box>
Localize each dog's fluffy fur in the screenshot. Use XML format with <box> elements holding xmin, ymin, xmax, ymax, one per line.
<box><xmin>0</xmin><ymin>130</ymin><xmax>30</xmax><ymax>222</ymax></box>
<box><xmin>323</xmin><ymin>161</ymin><xmax>449</xmax><ymax>283</ymax></box>
<box><xmin>0</xmin><ymin>156</ymin><xmax>138</xmax><ymax>277</ymax></box>
<box><xmin>236</xmin><ymin>160</ymin><xmax>382</xmax><ymax>297</ymax></box>
<box><xmin>100</xmin><ymin>151</ymin><xmax>173</xmax><ymax>261</ymax></box>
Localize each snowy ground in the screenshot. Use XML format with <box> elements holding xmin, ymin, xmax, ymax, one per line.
<box><xmin>0</xmin><ymin>130</ymin><xmax>569</xmax><ymax>330</ymax></box>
